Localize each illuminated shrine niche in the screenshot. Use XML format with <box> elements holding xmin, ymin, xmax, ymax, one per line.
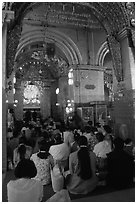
<box><xmin>23</xmin><ymin>84</ymin><xmax>40</xmax><ymax>106</ymax></box>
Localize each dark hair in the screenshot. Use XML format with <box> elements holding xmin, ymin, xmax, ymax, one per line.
<box><xmin>124</xmin><ymin>138</ymin><xmax>132</xmax><ymax>145</ymax></box>
<box><xmin>19</xmin><ymin>136</ymin><xmax>27</xmax><ymax>145</ymax></box>
<box><xmin>26</xmin><ymin>138</ymin><xmax>36</xmax><ymax>149</ymax></box>
<box><xmin>105</xmin><ymin>133</ymin><xmax>114</xmax><ymax>149</ymax></box>
<box><xmin>17</xmin><ymin>144</ymin><xmax>26</xmax><ymax>160</ymax></box>
<box><xmin>96</xmin><ymin>132</ymin><xmax>104</xmax><ymax>142</ymax></box>
<box><xmin>37</xmin><ymin>137</ymin><xmax>50</xmax><ymax>159</ymax></box>
<box><xmin>13</xmin><ymin>129</ymin><xmax>19</xmax><ymax>138</ymax></box>
<box><xmin>74</xmin><ymin>132</ymin><xmax>80</xmax><ymax>142</ymax></box>
<box><xmin>92</xmin><ymin>127</ymin><xmax>98</xmax><ymax>134</ymax></box>
<box><xmin>87</xmin><ymin>121</ymin><xmax>92</xmax><ymax>126</ymax></box>
<box><xmin>114</xmin><ymin>137</ymin><xmax>124</xmax><ymax>150</ymax></box>
<box><xmin>49</xmin><ymin>121</ymin><xmax>54</xmax><ymax>126</ymax></box>
<box><xmin>77</xmin><ymin>136</ymin><xmax>92</xmax><ymax>180</ymax></box>
<box><xmin>84</xmin><ymin>125</ymin><xmax>91</xmax><ymax>133</ymax></box>
<box><xmin>41</xmin><ymin>131</ymin><xmax>49</xmax><ymax>139</ymax></box>
<box><xmin>54</xmin><ymin>133</ymin><xmax>62</xmax><ymax>144</ymax></box>
<box><xmin>95</xmin><ymin>123</ymin><xmax>101</xmax><ymax>128</ymax></box>
<box><xmin>103</xmin><ymin>125</ymin><xmax>112</xmax><ymax>134</ymax></box>
<box><xmin>14</xmin><ymin>159</ymin><xmax>37</xmax><ymax>178</ymax></box>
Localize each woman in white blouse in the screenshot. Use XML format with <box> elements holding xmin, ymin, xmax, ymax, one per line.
<box><xmin>31</xmin><ymin>137</ymin><xmax>54</xmax><ymax>185</ymax></box>
<box><xmin>7</xmin><ymin>159</ymin><xmax>43</xmax><ymax>202</ymax></box>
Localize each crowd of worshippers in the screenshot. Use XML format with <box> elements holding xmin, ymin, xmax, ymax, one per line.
<box><xmin>7</xmin><ymin>118</ymin><xmax>135</xmax><ymax>202</ymax></box>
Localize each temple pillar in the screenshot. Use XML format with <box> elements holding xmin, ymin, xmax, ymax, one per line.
<box><xmin>113</xmin><ymin>29</ymin><xmax>135</xmax><ymax>141</ymax></box>
<box><xmin>50</xmin><ymin>81</ymin><xmax>58</xmax><ymax>120</ymax></box>
<box><xmin>2</xmin><ymin>10</ymin><xmax>14</xmax><ymax>177</ymax></box>
<box><xmin>57</xmin><ymin>76</ymin><xmax>68</xmax><ymax>121</ymax></box>
<box><xmin>40</xmin><ymin>86</ymin><xmax>51</xmax><ymax>120</ymax></box>
<box><xmin>118</xmin><ymin>28</ymin><xmax>135</xmax><ymax>89</ymax></box>
<box><xmin>14</xmin><ymin>85</ymin><xmax>23</xmax><ymax>121</ymax></box>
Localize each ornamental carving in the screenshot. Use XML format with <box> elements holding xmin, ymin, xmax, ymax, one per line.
<box><xmin>124</xmin><ymin>2</ymin><xmax>135</xmax><ymax>47</ymax></box>
<box><xmin>107</xmin><ymin>35</ymin><xmax>123</xmax><ymax>82</ymax></box>
<box><xmin>7</xmin><ymin>25</ymin><xmax>21</xmax><ymax>78</ymax></box>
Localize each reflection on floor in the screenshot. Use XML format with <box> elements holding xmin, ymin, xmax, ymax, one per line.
<box><xmin>2</xmin><ymin>170</ymin><xmax>135</xmax><ymax>202</ymax></box>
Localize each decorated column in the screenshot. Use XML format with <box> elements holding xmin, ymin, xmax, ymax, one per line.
<box><xmin>40</xmin><ymin>85</ymin><xmax>51</xmax><ymax>120</ymax></box>
<box><xmin>14</xmin><ymin>82</ymin><xmax>24</xmax><ymax>121</ymax></box>
<box><xmin>2</xmin><ymin>8</ymin><xmax>14</xmax><ymax>177</ymax></box>
<box><xmin>109</xmin><ymin>29</ymin><xmax>135</xmax><ymax>141</ymax></box>
<box><xmin>57</xmin><ymin>76</ymin><xmax>69</xmax><ymax>121</ymax></box>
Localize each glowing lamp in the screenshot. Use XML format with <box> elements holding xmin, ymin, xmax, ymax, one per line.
<box><xmin>56</xmin><ymin>88</ymin><xmax>59</xmax><ymax>94</ymax></box>
<box><xmin>14</xmin><ymin>100</ymin><xmax>18</xmax><ymax>103</ymax></box>
<box><xmin>68</xmin><ymin>79</ymin><xmax>73</xmax><ymax>85</ymax></box>
<box><xmin>13</xmin><ymin>76</ymin><xmax>16</xmax><ymax>84</ymax></box>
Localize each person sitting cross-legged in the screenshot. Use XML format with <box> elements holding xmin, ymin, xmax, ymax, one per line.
<box><xmin>93</xmin><ymin>132</ymin><xmax>113</xmax><ymax>159</ymax></box>
<box><xmin>106</xmin><ymin>137</ymin><xmax>135</xmax><ymax>189</ymax></box>
<box><xmin>70</xmin><ymin>131</ymin><xmax>81</xmax><ymax>153</ymax></box>
<box><xmin>31</xmin><ymin>137</ymin><xmax>54</xmax><ymax>186</ymax></box>
<box><xmin>7</xmin><ymin>159</ymin><xmax>43</xmax><ymax>202</ymax></box>
<box><xmin>13</xmin><ymin>136</ymin><xmax>33</xmax><ymax>168</ymax></box>
<box><xmin>66</xmin><ymin>136</ymin><xmax>98</xmax><ymax>195</ymax></box>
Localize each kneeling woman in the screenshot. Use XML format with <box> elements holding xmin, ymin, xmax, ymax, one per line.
<box><xmin>66</xmin><ymin>136</ymin><xmax>98</xmax><ymax>194</ymax></box>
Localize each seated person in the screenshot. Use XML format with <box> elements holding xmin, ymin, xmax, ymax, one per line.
<box><xmin>49</xmin><ymin>133</ymin><xmax>70</xmax><ymax>171</ymax></box>
<box><xmin>83</xmin><ymin>125</ymin><xmax>98</xmax><ymax>151</ymax></box>
<box><xmin>31</xmin><ymin>137</ymin><xmax>54</xmax><ymax>185</ymax></box>
<box><xmin>124</xmin><ymin>138</ymin><xmax>134</xmax><ymax>156</ymax></box>
<box><xmin>7</xmin><ymin>130</ymin><xmax>20</xmax><ymax>166</ymax></box>
<box><xmin>70</xmin><ymin>131</ymin><xmax>81</xmax><ymax>153</ymax></box>
<box><xmin>13</xmin><ymin>136</ymin><xmax>32</xmax><ymax>167</ymax></box>
<box><xmin>7</xmin><ymin>159</ymin><xmax>43</xmax><ymax>202</ymax></box>
<box><xmin>95</xmin><ymin>132</ymin><xmax>105</xmax><ymax>143</ymax></box>
<box><xmin>63</xmin><ymin>127</ymin><xmax>74</xmax><ymax>148</ymax></box>
<box><xmin>93</xmin><ymin>133</ymin><xmax>113</xmax><ymax>158</ymax></box>
<box><xmin>66</xmin><ymin>136</ymin><xmax>98</xmax><ymax>195</ymax></box>
<box><xmin>106</xmin><ymin>137</ymin><xmax>135</xmax><ymax>189</ymax></box>
<box><xmin>47</xmin><ymin>189</ymin><xmax>71</xmax><ymax>202</ymax></box>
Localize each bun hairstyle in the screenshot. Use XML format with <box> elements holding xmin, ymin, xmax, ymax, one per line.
<box><xmin>37</xmin><ymin>137</ymin><xmax>50</xmax><ymax>159</ymax></box>
<box><xmin>77</xmin><ymin>136</ymin><xmax>92</xmax><ymax>180</ymax></box>
<box><xmin>14</xmin><ymin>159</ymin><xmax>37</xmax><ymax>179</ymax></box>
<box><xmin>114</xmin><ymin>137</ymin><xmax>124</xmax><ymax>150</ymax></box>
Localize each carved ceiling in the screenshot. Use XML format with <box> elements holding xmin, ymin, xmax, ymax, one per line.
<box><xmin>6</xmin><ymin>2</ymin><xmax>133</xmax><ymax>33</ymax></box>
<box><xmin>4</xmin><ymin>2</ymin><xmax>134</xmax><ymax>81</ymax></box>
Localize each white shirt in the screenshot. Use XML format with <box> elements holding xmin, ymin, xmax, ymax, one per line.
<box><xmin>31</xmin><ymin>153</ymin><xmax>52</xmax><ymax>185</ymax></box>
<box><xmin>63</xmin><ymin>131</ymin><xmax>74</xmax><ymax>146</ymax></box>
<box><xmin>49</xmin><ymin>143</ymin><xmax>70</xmax><ymax>161</ymax></box>
<box><xmin>93</xmin><ymin>140</ymin><xmax>112</xmax><ymax>158</ymax></box>
<box><xmin>7</xmin><ymin>178</ymin><xmax>43</xmax><ymax>202</ymax></box>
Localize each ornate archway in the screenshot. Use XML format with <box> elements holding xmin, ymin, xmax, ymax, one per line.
<box><xmin>2</xmin><ymin>2</ymin><xmax>135</xmax><ymax>176</ymax></box>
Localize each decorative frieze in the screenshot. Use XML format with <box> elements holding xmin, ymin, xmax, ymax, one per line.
<box><xmin>7</xmin><ymin>25</ymin><xmax>21</xmax><ymax>77</ymax></box>
<box><xmin>107</xmin><ymin>35</ymin><xmax>123</xmax><ymax>82</ymax></box>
